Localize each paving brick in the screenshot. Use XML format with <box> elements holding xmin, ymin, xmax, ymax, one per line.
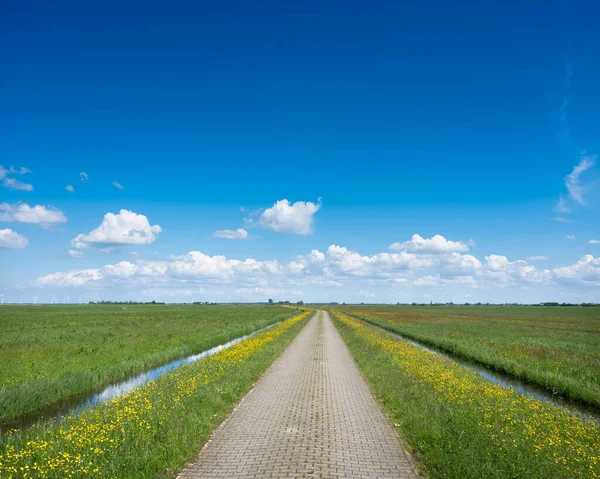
<box><xmin>178</xmin><ymin>311</ymin><xmax>419</xmax><ymax>479</ymax></box>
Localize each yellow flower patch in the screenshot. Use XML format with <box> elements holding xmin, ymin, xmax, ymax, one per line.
<box><xmin>336</xmin><ymin>312</ymin><xmax>600</xmax><ymax>478</ymax></box>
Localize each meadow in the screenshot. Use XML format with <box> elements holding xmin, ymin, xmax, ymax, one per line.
<box><xmin>0</xmin><ymin>310</ymin><xmax>313</xmax><ymax>478</ymax></box>
<box><xmin>332</xmin><ymin>311</ymin><xmax>600</xmax><ymax>478</ymax></box>
<box><xmin>0</xmin><ymin>304</ymin><xmax>298</xmax><ymax>423</ymax></box>
<box><xmin>340</xmin><ymin>305</ymin><xmax>600</xmax><ymax>408</ymax></box>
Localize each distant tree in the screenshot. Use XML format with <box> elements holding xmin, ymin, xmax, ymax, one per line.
<box><xmin>268</xmin><ymin>298</ymin><xmax>273</xmax><ymax>305</ymax></box>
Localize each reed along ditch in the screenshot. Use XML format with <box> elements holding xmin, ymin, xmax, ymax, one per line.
<box><xmin>347</xmin><ymin>313</ymin><xmax>600</xmax><ymax>424</ymax></box>
<box><xmin>1</xmin><ymin>321</ymin><xmax>281</xmax><ymax>433</ymax></box>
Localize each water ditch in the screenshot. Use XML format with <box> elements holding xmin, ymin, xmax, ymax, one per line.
<box><xmin>349</xmin><ymin>314</ymin><xmax>600</xmax><ymax>424</ymax></box>
<box><xmin>1</xmin><ymin>321</ymin><xmax>281</xmax><ymax>433</ymax></box>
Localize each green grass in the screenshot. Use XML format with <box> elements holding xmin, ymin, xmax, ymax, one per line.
<box><xmin>332</xmin><ymin>312</ymin><xmax>600</xmax><ymax>479</ymax></box>
<box><xmin>340</xmin><ymin>305</ymin><xmax>600</xmax><ymax>408</ymax></box>
<box><xmin>0</xmin><ymin>304</ymin><xmax>298</xmax><ymax>423</ymax></box>
<box><xmin>0</xmin><ymin>310</ymin><xmax>312</xmax><ymax>478</ymax></box>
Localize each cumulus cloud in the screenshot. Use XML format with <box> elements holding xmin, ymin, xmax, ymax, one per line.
<box><xmin>484</xmin><ymin>255</ymin><xmax>551</xmax><ymax>284</ymax></box>
<box><xmin>554</xmin><ymin>255</ymin><xmax>600</xmax><ymax>286</ymax></box>
<box><xmin>212</xmin><ymin>228</ymin><xmax>248</xmax><ymax>240</ymax></box>
<box><xmin>0</xmin><ymin>228</ymin><xmax>28</xmax><ymax>248</ymax></box>
<box><xmin>590</xmin><ymin>240</ymin><xmax>600</xmax><ymax>245</ymax></box>
<box><xmin>80</xmin><ymin>172</ymin><xmax>89</xmax><ymax>182</ymax></box>
<box><xmin>68</xmin><ymin>249</ymin><xmax>84</xmax><ymax>258</ymax></box>
<box><xmin>3</xmin><ymin>178</ymin><xmax>34</xmax><ymax>191</ymax></box>
<box><xmin>0</xmin><ymin>166</ymin><xmax>33</xmax><ymax>191</ymax></box>
<box><xmin>566</xmin><ymin>235</ymin><xmax>576</xmax><ymax>240</ymax></box>
<box><xmin>0</xmin><ymin>203</ymin><xmax>67</xmax><ymax>228</ymax></box>
<box><xmin>32</xmin><ymin>236</ymin><xmax>600</xmax><ymax>299</ymax></box>
<box><xmin>71</xmin><ymin>209</ymin><xmax>162</xmax><ymax>248</ymax></box>
<box><xmin>258</xmin><ymin>199</ymin><xmax>321</xmax><ymax>234</ymax></box>
<box><xmin>390</xmin><ymin>234</ymin><xmax>470</xmax><ymax>254</ymax></box>
<box><xmin>553</xmin><ymin>216</ymin><xmax>571</xmax><ymax>223</ymax></box>
<box><xmin>565</xmin><ymin>153</ymin><xmax>596</xmax><ymax>205</ymax></box>
<box><xmin>66</xmin><ymin>185</ymin><xmax>74</xmax><ymax>193</ymax></box>
<box><xmin>526</xmin><ymin>256</ymin><xmax>548</xmax><ymax>261</ymax></box>
<box><xmin>113</xmin><ymin>181</ymin><xmax>124</xmax><ymax>190</ymax></box>
<box><xmin>0</xmin><ymin>166</ymin><xmax>31</xmax><ymax>178</ymax></box>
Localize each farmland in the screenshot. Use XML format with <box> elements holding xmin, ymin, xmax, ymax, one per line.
<box><xmin>332</xmin><ymin>311</ymin><xmax>600</xmax><ymax>478</ymax></box>
<box><xmin>339</xmin><ymin>305</ymin><xmax>600</xmax><ymax>408</ymax></box>
<box><xmin>0</xmin><ymin>310</ymin><xmax>313</xmax><ymax>478</ymax></box>
<box><xmin>0</xmin><ymin>304</ymin><xmax>299</xmax><ymax>423</ymax></box>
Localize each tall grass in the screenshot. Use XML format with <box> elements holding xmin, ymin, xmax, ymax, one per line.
<box><xmin>0</xmin><ymin>311</ymin><xmax>313</xmax><ymax>478</ymax></box>
<box><xmin>341</xmin><ymin>305</ymin><xmax>600</xmax><ymax>408</ymax></box>
<box><xmin>0</xmin><ymin>304</ymin><xmax>297</xmax><ymax>422</ymax></box>
<box><xmin>332</xmin><ymin>312</ymin><xmax>600</xmax><ymax>478</ymax></box>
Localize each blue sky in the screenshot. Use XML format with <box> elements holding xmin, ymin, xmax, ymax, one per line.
<box><xmin>1</xmin><ymin>0</ymin><xmax>599</xmax><ymax>303</ymax></box>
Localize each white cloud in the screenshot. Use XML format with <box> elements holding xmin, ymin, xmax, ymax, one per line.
<box><xmin>113</xmin><ymin>181</ymin><xmax>124</xmax><ymax>190</ymax></box>
<box><xmin>235</xmin><ymin>287</ymin><xmax>303</xmax><ymax>297</ymax></box>
<box><xmin>66</xmin><ymin>185</ymin><xmax>74</xmax><ymax>193</ymax></box>
<box><xmin>0</xmin><ymin>166</ymin><xmax>31</xmax><ymax>178</ymax></box>
<box><xmin>127</xmin><ymin>251</ymin><xmax>140</xmax><ymax>258</ymax></box>
<box><xmin>565</xmin><ymin>153</ymin><xmax>596</xmax><ymax>205</ymax></box>
<box><xmin>31</xmin><ymin>239</ymin><xmax>600</xmax><ymax>301</ymax></box>
<box><xmin>80</xmin><ymin>172</ymin><xmax>89</xmax><ymax>182</ymax></box>
<box><xmin>526</xmin><ymin>256</ymin><xmax>548</xmax><ymax>261</ymax></box>
<box><xmin>259</xmin><ymin>199</ymin><xmax>321</xmax><ymax>234</ymax></box>
<box><xmin>390</xmin><ymin>234</ymin><xmax>470</xmax><ymax>254</ymax></box>
<box><xmin>100</xmin><ymin>247</ymin><xmax>119</xmax><ymax>254</ymax></box>
<box><xmin>0</xmin><ymin>203</ymin><xmax>67</xmax><ymax>227</ymax></box>
<box><xmin>72</xmin><ymin>209</ymin><xmax>162</xmax><ymax>248</ymax></box>
<box><xmin>3</xmin><ymin>178</ymin><xmax>34</xmax><ymax>191</ymax></box>
<box><xmin>1</xmin><ymin>166</ymin><xmax>33</xmax><ymax>191</ymax></box>
<box><xmin>554</xmin><ymin>255</ymin><xmax>600</xmax><ymax>286</ymax></box>
<box><xmin>0</xmin><ymin>229</ymin><xmax>28</xmax><ymax>248</ymax></box>
<box><xmin>566</xmin><ymin>234</ymin><xmax>576</xmax><ymax>240</ymax></box>
<box><xmin>554</xmin><ymin>195</ymin><xmax>570</xmax><ymax>214</ymax></box>
<box><xmin>484</xmin><ymin>255</ymin><xmax>551</xmax><ymax>284</ymax></box>
<box><xmin>590</xmin><ymin>240</ymin><xmax>600</xmax><ymax>245</ymax></box>
<box><xmin>553</xmin><ymin>216</ymin><xmax>571</xmax><ymax>223</ymax></box>
<box><xmin>442</xmin><ymin>252</ymin><xmax>482</xmax><ymax>274</ymax></box>
<box><xmin>212</xmin><ymin>228</ymin><xmax>248</xmax><ymax>240</ymax></box>
<box><xmin>68</xmin><ymin>249</ymin><xmax>84</xmax><ymax>258</ymax></box>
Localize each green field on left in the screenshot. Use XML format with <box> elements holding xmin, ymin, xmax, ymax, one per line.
<box><xmin>0</xmin><ymin>304</ymin><xmax>298</xmax><ymax>423</ymax></box>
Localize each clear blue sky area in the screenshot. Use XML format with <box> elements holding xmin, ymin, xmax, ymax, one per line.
<box><xmin>1</xmin><ymin>0</ymin><xmax>599</xmax><ymax>303</ymax></box>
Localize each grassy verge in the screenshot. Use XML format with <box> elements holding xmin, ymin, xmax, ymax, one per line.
<box><xmin>341</xmin><ymin>306</ymin><xmax>600</xmax><ymax>408</ymax></box>
<box><xmin>332</xmin><ymin>311</ymin><xmax>600</xmax><ymax>479</ymax></box>
<box><xmin>0</xmin><ymin>304</ymin><xmax>297</xmax><ymax>422</ymax></box>
<box><xmin>0</xmin><ymin>310</ymin><xmax>313</xmax><ymax>478</ymax></box>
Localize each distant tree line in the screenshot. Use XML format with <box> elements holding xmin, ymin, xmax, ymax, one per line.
<box><xmin>89</xmin><ymin>300</ymin><xmax>166</xmax><ymax>305</ymax></box>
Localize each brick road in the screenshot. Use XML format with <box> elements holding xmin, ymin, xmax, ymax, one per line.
<box><xmin>178</xmin><ymin>310</ymin><xmax>419</xmax><ymax>478</ymax></box>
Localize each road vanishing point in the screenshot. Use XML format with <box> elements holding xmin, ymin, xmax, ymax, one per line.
<box><xmin>178</xmin><ymin>310</ymin><xmax>419</xmax><ymax>479</ymax></box>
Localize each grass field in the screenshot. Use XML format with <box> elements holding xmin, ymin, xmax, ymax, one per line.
<box><xmin>339</xmin><ymin>305</ymin><xmax>600</xmax><ymax>408</ymax></box>
<box><xmin>332</xmin><ymin>311</ymin><xmax>600</xmax><ymax>478</ymax></box>
<box><xmin>0</xmin><ymin>304</ymin><xmax>298</xmax><ymax>423</ymax></box>
<box><xmin>0</xmin><ymin>310</ymin><xmax>313</xmax><ymax>478</ymax></box>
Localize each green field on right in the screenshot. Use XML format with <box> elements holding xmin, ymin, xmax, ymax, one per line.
<box><xmin>341</xmin><ymin>305</ymin><xmax>600</xmax><ymax>408</ymax></box>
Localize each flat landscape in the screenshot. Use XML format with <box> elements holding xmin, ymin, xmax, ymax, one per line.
<box><xmin>0</xmin><ymin>304</ymin><xmax>297</xmax><ymax>423</ymax></box>
<box><xmin>1</xmin><ymin>305</ymin><xmax>599</xmax><ymax>478</ymax></box>
<box><xmin>340</xmin><ymin>305</ymin><xmax>600</xmax><ymax>408</ymax></box>
<box><xmin>331</xmin><ymin>308</ymin><xmax>600</xmax><ymax>478</ymax></box>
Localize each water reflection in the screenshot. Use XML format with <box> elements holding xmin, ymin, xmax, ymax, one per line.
<box><xmin>359</xmin><ymin>317</ymin><xmax>599</xmax><ymax>424</ymax></box>
<box><xmin>2</xmin><ymin>322</ymin><xmax>279</xmax><ymax>432</ymax></box>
